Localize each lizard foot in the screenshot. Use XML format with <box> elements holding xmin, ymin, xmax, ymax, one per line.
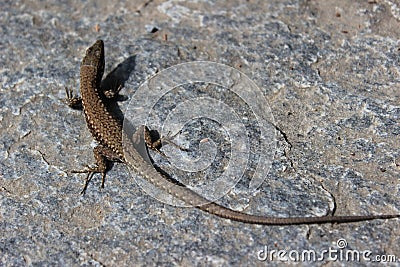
<box><xmin>144</xmin><ymin>126</ymin><xmax>189</xmax><ymax>159</ymax></box>
<box><xmin>71</xmin><ymin>165</ymin><xmax>107</xmax><ymax>194</ymax></box>
<box><xmin>64</xmin><ymin>87</ymin><xmax>82</xmax><ymax>109</ymax></box>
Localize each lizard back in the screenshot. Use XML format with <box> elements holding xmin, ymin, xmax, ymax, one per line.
<box><xmin>80</xmin><ymin>40</ymin><xmax>124</xmax><ymax>160</ymax></box>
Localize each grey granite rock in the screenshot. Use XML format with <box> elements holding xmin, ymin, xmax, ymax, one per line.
<box><xmin>1</xmin><ymin>0</ymin><xmax>399</xmax><ymax>266</ymax></box>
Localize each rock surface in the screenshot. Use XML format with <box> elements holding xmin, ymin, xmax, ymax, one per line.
<box><xmin>1</xmin><ymin>0</ymin><xmax>399</xmax><ymax>266</ymax></box>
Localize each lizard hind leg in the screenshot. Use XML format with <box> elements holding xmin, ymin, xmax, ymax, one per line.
<box><xmin>71</xmin><ymin>166</ymin><xmax>105</xmax><ymax>195</ymax></box>
<box><xmin>143</xmin><ymin>126</ymin><xmax>189</xmax><ymax>158</ymax></box>
<box><xmin>80</xmin><ymin>172</ymin><xmax>95</xmax><ymax>194</ymax></box>
<box><xmin>71</xmin><ymin>145</ymin><xmax>117</xmax><ymax>194</ymax></box>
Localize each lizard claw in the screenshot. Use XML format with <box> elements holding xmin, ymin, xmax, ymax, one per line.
<box><xmin>80</xmin><ymin>172</ymin><xmax>95</xmax><ymax>195</ymax></box>
<box><xmin>144</xmin><ymin>127</ymin><xmax>189</xmax><ymax>159</ymax></box>
<box><xmin>71</xmin><ymin>165</ymin><xmax>107</xmax><ymax>194</ymax></box>
<box><xmin>64</xmin><ymin>87</ymin><xmax>82</xmax><ymax>109</ymax></box>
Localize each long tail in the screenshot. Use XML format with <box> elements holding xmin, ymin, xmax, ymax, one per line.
<box><xmin>200</xmin><ymin>202</ymin><xmax>400</xmax><ymax>225</ymax></box>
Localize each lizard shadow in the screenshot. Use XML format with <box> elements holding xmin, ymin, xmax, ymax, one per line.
<box><xmin>99</xmin><ymin>55</ymin><xmax>185</xmax><ymax>188</ymax></box>
<box><xmin>101</xmin><ymin>55</ymin><xmax>184</xmax><ymax>186</ymax></box>
<box><xmin>101</xmin><ymin>55</ymin><xmax>137</xmax><ymax>94</ymax></box>
<box><xmin>98</xmin><ymin>55</ymin><xmax>136</xmax><ymax>175</ymax></box>
<box><xmin>100</xmin><ymin>55</ymin><xmax>137</xmax><ymax>121</ymax></box>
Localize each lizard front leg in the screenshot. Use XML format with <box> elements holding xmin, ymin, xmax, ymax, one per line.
<box><xmin>64</xmin><ymin>85</ymin><xmax>121</xmax><ymax>109</ymax></box>
<box><xmin>64</xmin><ymin>87</ymin><xmax>82</xmax><ymax>109</ymax></box>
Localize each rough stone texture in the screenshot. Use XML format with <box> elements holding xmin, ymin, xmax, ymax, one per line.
<box><xmin>1</xmin><ymin>0</ymin><xmax>399</xmax><ymax>266</ymax></box>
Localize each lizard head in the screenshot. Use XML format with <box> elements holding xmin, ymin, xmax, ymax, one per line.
<box><xmin>81</xmin><ymin>40</ymin><xmax>105</xmax><ymax>84</ymax></box>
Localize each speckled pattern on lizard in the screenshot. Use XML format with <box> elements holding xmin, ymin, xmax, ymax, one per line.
<box><xmin>65</xmin><ymin>39</ymin><xmax>400</xmax><ymax>225</ymax></box>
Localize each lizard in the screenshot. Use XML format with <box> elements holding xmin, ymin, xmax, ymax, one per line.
<box><xmin>66</xmin><ymin>39</ymin><xmax>400</xmax><ymax>225</ymax></box>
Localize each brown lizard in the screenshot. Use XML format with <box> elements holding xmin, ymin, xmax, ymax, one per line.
<box><xmin>66</xmin><ymin>39</ymin><xmax>399</xmax><ymax>225</ymax></box>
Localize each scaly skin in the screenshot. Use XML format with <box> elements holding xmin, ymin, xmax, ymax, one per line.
<box><xmin>68</xmin><ymin>40</ymin><xmax>399</xmax><ymax>225</ymax></box>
